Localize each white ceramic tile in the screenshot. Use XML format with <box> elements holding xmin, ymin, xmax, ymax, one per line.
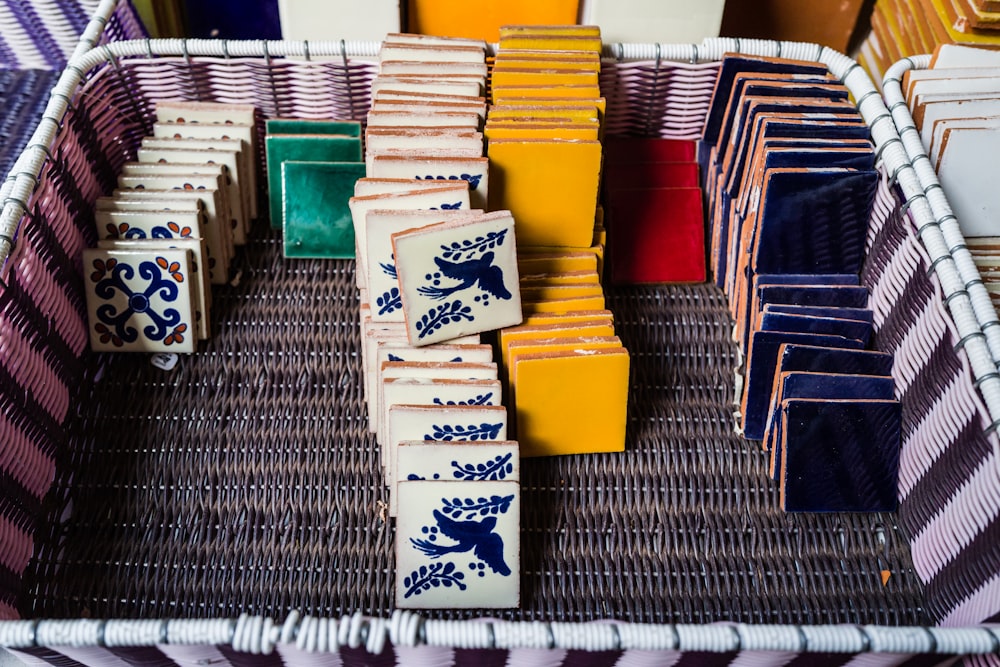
<box><xmin>377</xmin><ymin>362</ymin><xmax>498</xmax><ymax>471</ymax></box>
<box><xmin>94</xmin><ymin>209</ymin><xmax>204</xmax><ymax>244</ymax></box>
<box><xmin>137</xmin><ymin>146</ymin><xmax>248</xmax><ymax>243</ymax></box>
<box><xmin>349</xmin><ymin>185</ymin><xmax>471</xmax><ymax>289</ymax></box>
<box><xmin>366</xmin><ymin>209</ymin><xmax>483</xmax><ymax>323</ymax></box>
<box><xmin>152</xmin><ymin>121</ymin><xmax>258</xmax><ymax>218</ymax></box>
<box><xmin>386</xmin><ymin>404</ymin><xmax>506</xmax><ymax>488</ymax></box>
<box><xmin>395</xmin><ymin>479</ymin><xmax>519</xmax><ymax>609</ymax></box>
<box><xmin>354</xmin><ymin>177</ymin><xmax>473</xmax><ymax>197</ymax></box>
<box><xmin>279</xmin><ymin>0</ymin><xmax>399</xmax><ymax>43</ymax></box>
<box><xmin>101</xmin><ymin>192</ymin><xmax>231</xmax><ymax>285</ymax></box>
<box><xmin>98</xmin><ymin>237</ymin><xmax>211</xmax><ymax>340</ymax></box>
<box><xmin>382</xmin><ymin>377</ymin><xmax>502</xmax><ymax>490</ymax></box>
<box><xmin>392</xmin><ymin>433</ymin><xmax>513</xmax><ymax>518</ymax></box>
<box><xmin>83</xmin><ymin>247</ymin><xmax>197</xmax><ymax>353</ymax></box>
<box><xmin>118</xmin><ymin>163</ymin><xmax>238</xmax><ymax>250</ymax></box>
<box><xmin>370</xmin><ymin>156</ymin><xmax>488</xmax><ymax>210</ymax></box>
<box><xmin>392</xmin><ymin>211</ymin><xmax>522</xmax><ymax>345</ymax></box>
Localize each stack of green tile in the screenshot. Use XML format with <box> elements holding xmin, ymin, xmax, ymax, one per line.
<box><xmin>265</xmin><ymin>119</ymin><xmax>365</xmax><ymax>258</ymax></box>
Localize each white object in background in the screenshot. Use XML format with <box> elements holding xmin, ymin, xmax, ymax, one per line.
<box><xmin>933</xmin><ymin>44</ymin><xmax>1000</xmax><ymax>69</ymax></box>
<box><xmin>579</xmin><ymin>0</ymin><xmax>725</xmax><ymax>45</ymax></box>
<box><xmin>278</xmin><ymin>0</ymin><xmax>400</xmax><ymax>43</ymax></box>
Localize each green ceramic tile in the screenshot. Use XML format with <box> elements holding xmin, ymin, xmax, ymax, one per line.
<box><xmin>282</xmin><ymin>161</ymin><xmax>365</xmax><ymax>259</ymax></box>
<box><xmin>266</xmin><ymin>134</ymin><xmax>363</xmax><ymax>228</ymax></box>
<box><xmin>265</xmin><ymin>119</ymin><xmax>362</xmax><ymax>137</ymax></box>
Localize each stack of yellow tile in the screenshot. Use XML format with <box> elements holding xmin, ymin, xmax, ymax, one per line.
<box><xmin>486</xmin><ymin>26</ymin><xmax>631</xmax><ymax>458</ymax></box>
<box><xmin>858</xmin><ymin>0</ymin><xmax>1000</xmax><ymax>82</ymax></box>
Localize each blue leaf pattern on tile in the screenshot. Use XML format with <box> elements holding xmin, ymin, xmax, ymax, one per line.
<box><xmin>451</xmin><ymin>453</ymin><xmax>514</xmax><ymax>481</ymax></box>
<box><xmin>414</xmin><ymin>300</ymin><xmax>474</xmax><ymax>339</ymax></box>
<box><xmin>376</xmin><ymin>287</ymin><xmax>402</xmax><ymax>316</ymax></box>
<box><xmin>439</xmin><ymin>229</ymin><xmax>507</xmax><ymax>261</ymax></box>
<box><xmin>402</xmin><ymin>561</ymin><xmax>466</xmax><ymax>599</ymax></box>
<box><xmin>433</xmin><ymin>392</ymin><xmax>493</xmax><ymax>406</ymax></box>
<box><xmin>380</xmin><ymin>253</ymin><xmax>397</xmax><ymax>279</ymax></box>
<box><xmin>424</xmin><ymin>422</ymin><xmax>503</xmax><ymax>441</ymax></box>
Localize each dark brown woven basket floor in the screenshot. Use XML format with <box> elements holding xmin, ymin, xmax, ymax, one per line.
<box><xmin>19</xmin><ymin>221</ymin><xmax>928</xmax><ymax>625</ymax></box>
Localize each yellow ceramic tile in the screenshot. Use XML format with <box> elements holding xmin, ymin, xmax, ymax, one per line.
<box><xmin>487</xmin><ymin>139</ymin><xmax>601</xmax><ymax>247</ymax></box>
<box><xmin>488</xmin><ymin>105</ymin><xmax>600</xmax><ymax>123</ymax></box>
<box><xmin>519</xmin><ymin>284</ymin><xmax>604</xmax><ymax>303</ymax></box>
<box><xmin>492</xmin><ymin>85</ymin><xmax>603</xmax><ymax>102</ymax></box>
<box><xmin>491</xmin><ymin>68</ymin><xmax>600</xmax><ymax>88</ymax></box>
<box><xmin>484</xmin><ymin>123</ymin><xmax>599</xmax><ymax>141</ymax></box>
<box><xmin>499</xmin><ymin>319</ymin><xmax>615</xmax><ymax>369</ymax></box>
<box><xmin>507</xmin><ymin>335</ymin><xmax>621</xmax><ymax>383</ymax></box>
<box><xmin>499</xmin><ymin>25</ymin><xmax>601</xmax><ymax>38</ymax></box>
<box><xmin>520</xmin><ymin>270</ymin><xmax>600</xmax><ymax>285</ymax></box>
<box><xmin>522</xmin><ymin>295</ymin><xmax>606</xmax><ymax>314</ymax></box>
<box><xmin>498</xmin><ymin>34</ymin><xmax>603</xmax><ymax>52</ymax></box>
<box><xmin>517</xmin><ymin>250</ymin><xmax>598</xmax><ymax>274</ymax></box>
<box><xmin>493</xmin><ymin>58</ymin><xmax>601</xmax><ymax>72</ymax></box>
<box><xmin>521</xmin><ymin>309</ymin><xmax>613</xmax><ymax>327</ymax></box>
<box><xmin>513</xmin><ymin>348</ymin><xmax>629</xmax><ymax>457</ymax></box>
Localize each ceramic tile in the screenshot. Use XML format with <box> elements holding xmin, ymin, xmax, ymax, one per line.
<box><xmin>265</xmin><ymin>134</ymin><xmax>363</xmax><ymax>229</ymax></box>
<box><xmin>369</xmin><ymin>156</ymin><xmax>488</xmax><ymax>210</ymax></box>
<box><xmin>98</xmin><ymin>238</ymin><xmax>211</xmax><ymax>340</ymax></box>
<box><xmin>265</xmin><ymin>118</ymin><xmax>362</xmax><ymax>137</ymax></box>
<box><xmin>140</xmin><ymin>137</ymin><xmax>257</xmax><ymax>226</ymax></box>
<box><xmin>763</xmin><ymin>304</ymin><xmax>874</xmax><ymax>325</ymax></box>
<box><xmin>136</xmin><ymin>147</ymin><xmax>248</xmax><ymax>244</ymax></box>
<box><xmin>151</xmin><ymin>122</ymin><xmax>259</xmax><ymax>219</ymax></box>
<box><xmin>281</xmin><ymin>161</ymin><xmax>366</xmax><ymax>259</ymax></box>
<box><xmin>354</xmin><ymin>177</ymin><xmax>475</xmax><ymax>196</ymax></box>
<box><xmin>397</xmin><ymin>441</ymin><xmax>519</xmax><ymax>483</ymax></box>
<box><xmin>110</xmin><ymin>188</ymin><xmax>232</xmax><ymax>284</ymax></box>
<box><xmin>395</xmin><ymin>479</ymin><xmax>519</xmax><ymax>609</ymax></box>
<box><xmin>780</xmin><ymin>399</ymin><xmax>901</xmax><ymax>512</ymax></box>
<box><xmin>395</xmin><ymin>441</ymin><xmax>518</xmax><ymax>520</ymax></box>
<box><xmin>486</xmin><ymin>139</ymin><xmax>600</xmax><ymax>247</ymax></box>
<box><xmin>94</xmin><ymin>209</ymin><xmax>204</xmax><ymax>244</ymax></box>
<box><xmin>759</xmin><ymin>312</ymin><xmax>872</xmax><ymax>346</ymax></box>
<box><xmin>117</xmin><ymin>163</ymin><xmax>238</xmax><ymax>249</ymax></box>
<box><xmin>83</xmin><ymin>247</ymin><xmax>196</xmax><ymax>354</ymax></box>
<box><xmin>392</xmin><ymin>211</ymin><xmax>522</xmax><ymax>345</ymax></box>
<box><xmin>741</xmin><ymin>331</ymin><xmax>865</xmax><ymax>440</ymax></box>
<box><xmin>366</xmin><ymin>209</ymin><xmax>483</xmax><ymax>322</ymax></box>
<box><xmin>387</xmin><ymin>403</ymin><xmax>508</xmax><ymax>485</ymax></box>
<box><xmin>350</xmin><ymin>185</ymin><xmax>472</xmax><ymax>289</ymax></box>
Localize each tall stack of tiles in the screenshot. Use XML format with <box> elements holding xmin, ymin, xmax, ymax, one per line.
<box><xmin>487</xmin><ymin>25</ymin><xmax>631</xmax><ymax>458</ymax></box>
<box><xmin>83</xmin><ymin>102</ymin><xmax>257</xmax><ymax>355</ymax></box>
<box><xmin>353</xmin><ymin>33</ymin><xmax>521</xmax><ymax>609</ymax></box>
<box><xmin>701</xmin><ymin>55</ymin><xmax>902</xmax><ymax>512</ymax></box>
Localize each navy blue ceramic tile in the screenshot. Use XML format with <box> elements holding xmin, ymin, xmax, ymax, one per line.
<box><xmin>742</xmin><ymin>330</ymin><xmax>865</xmax><ymax>440</ymax></box>
<box><xmin>777</xmin><ymin>344</ymin><xmax>893</xmax><ymax>377</ymax></box>
<box><xmin>761</xmin><ymin>148</ymin><xmax>877</xmax><ymax>171</ymax></box>
<box><xmin>703</xmin><ymin>57</ymin><xmax>830</xmax><ymax>147</ymax></box>
<box><xmin>751</xmin><ymin>168</ymin><xmax>879</xmax><ymax>275</ymax></box>
<box><xmin>760</xmin><ymin>312</ymin><xmax>872</xmax><ymax>346</ymax></box>
<box><xmin>780</xmin><ymin>399</ymin><xmax>901</xmax><ymax>512</ymax></box>
<box><xmin>764</xmin><ymin>304</ymin><xmax>874</xmax><ymax>325</ymax></box>
<box><xmin>712</xmin><ymin>119</ymin><xmax>872</xmax><ymax>286</ymax></box>
<box><xmin>757</xmin><ymin>284</ymin><xmax>869</xmax><ymax>309</ymax></box>
<box><xmin>742</xmin><ymin>277</ymin><xmax>864</xmax><ymax>351</ymax></box>
<box><xmin>765</xmin><ymin>371</ymin><xmax>896</xmax><ymax>475</ymax></box>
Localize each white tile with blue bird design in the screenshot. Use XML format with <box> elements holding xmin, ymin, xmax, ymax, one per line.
<box><xmin>395</xmin><ymin>479</ymin><xmax>519</xmax><ymax>608</ymax></box>
<box><xmin>392</xmin><ymin>210</ymin><xmax>522</xmax><ymax>346</ymax></box>
<box><xmin>83</xmin><ymin>247</ymin><xmax>197</xmax><ymax>354</ymax></box>
<box><xmin>365</xmin><ymin>208</ymin><xmax>482</xmax><ymax>322</ymax></box>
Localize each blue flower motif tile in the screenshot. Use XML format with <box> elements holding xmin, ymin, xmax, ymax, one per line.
<box><xmin>83</xmin><ymin>247</ymin><xmax>196</xmax><ymax>353</ymax></box>
<box><xmin>392</xmin><ymin>211</ymin><xmax>522</xmax><ymax>346</ymax></box>
<box><xmin>395</xmin><ymin>480</ymin><xmax>519</xmax><ymax>609</ymax></box>
<box><xmin>398</xmin><ymin>441</ymin><xmax>519</xmax><ymax>483</ymax></box>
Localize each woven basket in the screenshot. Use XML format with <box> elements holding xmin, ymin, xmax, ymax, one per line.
<box><xmin>0</xmin><ymin>25</ymin><xmax>998</xmax><ymax>666</ymax></box>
